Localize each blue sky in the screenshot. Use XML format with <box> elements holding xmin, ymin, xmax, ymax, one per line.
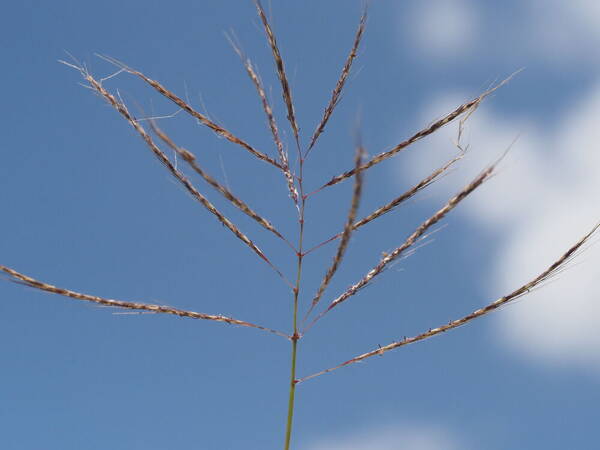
<box><xmin>1</xmin><ymin>1</ymin><xmax>599</xmax><ymax>449</ymax></box>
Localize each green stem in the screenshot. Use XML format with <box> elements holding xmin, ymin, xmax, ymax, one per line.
<box><xmin>284</xmin><ymin>156</ymin><xmax>305</xmax><ymax>450</ymax></box>
<box><xmin>284</xmin><ymin>338</ymin><xmax>298</xmax><ymax>449</ymax></box>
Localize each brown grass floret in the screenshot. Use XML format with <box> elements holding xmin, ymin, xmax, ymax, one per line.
<box><xmin>97</xmin><ymin>54</ymin><xmax>283</xmax><ymax>170</ymax></box>
<box><xmin>149</xmin><ymin>120</ymin><xmax>292</xmax><ymax>248</ymax></box>
<box><xmin>306</xmin><ymin>9</ymin><xmax>367</xmax><ymax>155</ymax></box>
<box><xmin>228</xmin><ymin>37</ymin><xmax>299</xmax><ymax>206</ymax></box>
<box><xmin>304</xmin><ymin>142</ymin><xmax>366</xmax><ymax>323</ymax></box>
<box><xmin>255</xmin><ymin>0</ymin><xmax>301</xmax><ymax>151</ymax></box>
<box><xmin>0</xmin><ymin>264</ymin><xmax>288</xmax><ymax>338</ymax></box>
<box><xmin>318</xmin><ymin>71</ymin><xmax>521</xmax><ymax>191</ymax></box>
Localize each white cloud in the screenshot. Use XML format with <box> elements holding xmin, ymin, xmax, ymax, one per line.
<box><xmin>525</xmin><ymin>1</ymin><xmax>600</xmax><ymax>64</ymax></box>
<box><xmin>406</xmin><ymin>0</ymin><xmax>478</xmax><ymax>59</ymax></box>
<box><xmin>403</xmin><ymin>0</ymin><xmax>600</xmax><ymax>67</ymax></box>
<box><xmin>396</xmin><ymin>82</ymin><xmax>600</xmax><ymax>371</ymax></box>
<box><xmin>542</xmin><ymin>0</ymin><xmax>600</xmax><ymax>37</ymax></box>
<box><xmin>304</xmin><ymin>423</ymin><xmax>461</xmax><ymax>450</ymax></box>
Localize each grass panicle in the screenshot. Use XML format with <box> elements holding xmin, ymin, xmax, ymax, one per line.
<box><xmin>3</xmin><ymin>9</ymin><xmax>593</xmax><ymax>450</ymax></box>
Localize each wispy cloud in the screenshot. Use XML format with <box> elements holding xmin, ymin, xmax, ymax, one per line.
<box><xmin>304</xmin><ymin>423</ymin><xmax>461</xmax><ymax>450</ymax></box>
<box><xmin>403</xmin><ymin>0</ymin><xmax>600</xmax><ymax>68</ymax></box>
<box><xmin>406</xmin><ymin>0</ymin><xmax>479</xmax><ymax>60</ymax></box>
<box><xmin>523</xmin><ymin>1</ymin><xmax>600</xmax><ymax>65</ymax></box>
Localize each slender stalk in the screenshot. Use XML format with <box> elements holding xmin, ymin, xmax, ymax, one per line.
<box><xmin>284</xmin><ymin>154</ymin><xmax>306</xmax><ymax>450</ymax></box>
<box><xmin>284</xmin><ymin>330</ymin><xmax>299</xmax><ymax>449</ymax></box>
<box><xmin>250</xmin><ymin>2</ymin><xmax>305</xmax><ymax>444</ymax></box>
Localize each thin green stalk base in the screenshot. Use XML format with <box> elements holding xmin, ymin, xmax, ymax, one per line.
<box><xmin>284</xmin><ymin>339</ymin><xmax>298</xmax><ymax>449</ymax></box>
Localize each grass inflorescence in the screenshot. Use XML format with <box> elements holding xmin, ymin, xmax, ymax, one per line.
<box><xmin>2</xmin><ymin>2</ymin><xmax>597</xmax><ymax>449</ymax></box>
